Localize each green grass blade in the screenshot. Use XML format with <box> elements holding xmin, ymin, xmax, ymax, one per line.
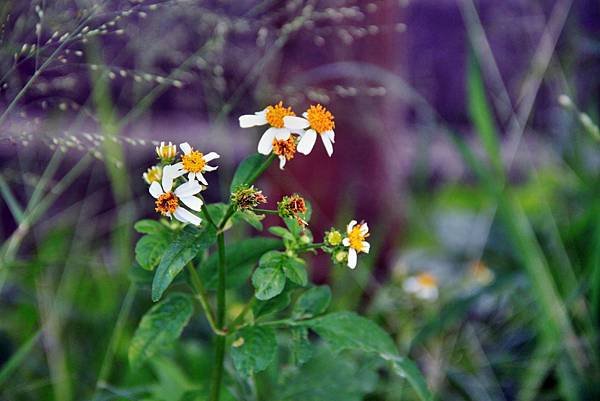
<box><xmin>0</xmin><ymin>330</ymin><xmax>42</xmax><ymax>387</ymax></box>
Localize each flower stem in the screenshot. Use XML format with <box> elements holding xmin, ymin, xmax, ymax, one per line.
<box><xmin>208</xmin><ymin>232</ymin><xmax>227</xmax><ymax>401</ymax></box>
<box><xmin>251</xmin><ymin>208</ymin><xmax>279</xmax><ymax>215</ymax></box>
<box><xmin>186</xmin><ymin>263</ymin><xmax>225</xmax><ymax>336</ymax></box>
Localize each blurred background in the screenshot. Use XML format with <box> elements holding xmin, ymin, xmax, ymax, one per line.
<box><xmin>1</xmin><ymin>0</ymin><xmax>599</xmax><ymax>400</ymax></box>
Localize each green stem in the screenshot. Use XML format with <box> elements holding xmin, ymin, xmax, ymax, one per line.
<box><xmin>209</xmin><ymin>232</ymin><xmax>227</xmax><ymax>401</ymax></box>
<box><xmin>201</xmin><ymin>204</ymin><xmax>218</xmax><ymax>229</ymax></box>
<box><xmin>297</xmin><ymin>242</ymin><xmax>325</xmax><ymax>253</ymax></box>
<box><xmin>251</xmin><ymin>208</ymin><xmax>279</xmax><ymax>215</ymax></box>
<box><xmin>186</xmin><ymin>263</ymin><xmax>225</xmax><ymax>336</ymax></box>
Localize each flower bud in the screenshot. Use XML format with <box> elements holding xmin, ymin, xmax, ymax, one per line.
<box><xmin>155</xmin><ymin>141</ymin><xmax>177</xmax><ymax>161</ymax></box>
<box><xmin>230</xmin><ymin>185</ymin><xmax>268</xmax><ymax>211</ymax></box>
<box><xmin>142</xmin><ymin>165</ymin><xmax>162</xmax><ymax>184</ymax></box>
<box><xmin>325</xmin><ymin>229</ymin><xmax>342</xmax><ymax>246</ymax></box>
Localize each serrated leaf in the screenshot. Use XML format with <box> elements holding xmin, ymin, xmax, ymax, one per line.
<box><xmin>152</xmin><ymin>225</ymin><xmax>216</xmax><ymax>302</ymax></box>
<box><xmin>293</xmin><ymin>286</ymin><xmax>331</xmax><ymax>319</ymax></box>
<box><xmin>290</xmin><ymin>327</ymin><xmax>313</xmax><ymax>366</ymax></box>
<box><xmin>230</xmin><ymin>326</ymin><xmax>277</xmax><ymax>376</ymax></box>
<box><xmin>282</xmin><ymin>257</ymin><xmax>307</xmax><ymax>286</ymax></box>
<box><xmin>304</xmin><ymin>311</ymin><xmax>396</xmax><ymax>355</ymax></box>
<box><xmin>128</xmin><ymin>293</ymin><xmax>193</xmax><ymax>368</ymax></box>
<box><xmin>236</xmin><ymin>210</ymin><xmax>264</xmax><ymax>231</ymax></box>
<box><xmin>230</xmin><ymin>154</ymin><xmax>266</xmax><ymax>193</ymax></box>
<box><xmin>253</xmin><ymin>288</ymin><xmax>292</xmax><ymax>318</ymax></box>
<box><xmin>199</xmin><ymin>237</ymin><xmax>282</xmax><ymax>289</ymax></box>
<box><xmin>134</xmin><ymin>219</ymin><xmax>166</xmax><ymax>234</ymax></box>
<box><xmin>252</xmin><ymin>267</ymin><xmax>285</xmax><ymax>300</ymax></box>
<box><xmin>135</xmin><ymin>232</ymin><xmax>172</xmax><ymax>271</ymax></box>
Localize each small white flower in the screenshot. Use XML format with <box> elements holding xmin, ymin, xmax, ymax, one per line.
<box><xmin>283</xmin><ymin>104</ymin><xmax>335</xmax><ymax>157</ymax></box>
<box><xmin>174</xmin><ymin>142</ymin><xmax>219</xmax><ymax>186</ymax></box>
<box><xmin>155</xmin><ymin>141</ymin><xmax>177</xmax><ymax>160</ymax></box>
<box><xmin>403</xmin><ymin>273</ymin><xmax>439</xmax><ymax>301</ymax></box>
<box><xmin>239</xmin><ymin>101</ymin><xmax>298</xmax><ymax>155</ymax></box>
<box><xmin>149</xmin><ymin>164</ymin><xmax>204</xmax><ymax>226</ymax></box>
<box><xmin>142</xmin><ymin>165</ymin><xmax>162</xmax><ymax>184</ymax></box>
<box><xmin>342</xmin><ymin>220</ymin><xmax>370</xmax><ymax>269</ymax></box>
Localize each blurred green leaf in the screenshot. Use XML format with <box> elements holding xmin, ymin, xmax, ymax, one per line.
<box><xmin>253</xmin><ymin>288</ymin><xmax>292</xmax><ymax>318</ymax></box>
<box><xmin>230</xmin><ymin>154</ymin><xmax>266</xmax><ymax>193</ymax></box>
<box><xmin>290</xmin><ymin>327</ymin><xmax>313</xmax><ymax>366</ymax></box>
<box><xmin>386</xmin><ymin>355</ymin><xmax>434</xmax><ymax>401</ymax></box>
<box><xmin>134</xmin><ymin>219</ymin><xmax>166</xmax><ymax>234</ymax></box>
<box><xmin>129</xmin><ymin>293</ymin><xmax>194</xmax><ymax>368</ymax></box>
<box><xmin>293</xmin><ymin>285</ymin><xmax>331</xmax><ymax>319</ymax></box>
<box><xmin>252</xmin><ymin>267</ymin><xmax>285</xmax><ymax>300</ymax></box>
<box><xmin>235</xmin><ymin>210</ymin><xmax>265</xmax><ymax>231</ymax></box>
<box><xmin>230</xmin><ymin>326</ymin><xmax>277</xmax><ymax>376</ymax></box>
<box><xmin>135</xmin><ymin>230</ymin><xmax>173</xmax><ymax>271</ymax></box>
<box><xmin>152</xmin><ymin>225</ymin><xmax>216</xmax><ymax>302</ymax></box>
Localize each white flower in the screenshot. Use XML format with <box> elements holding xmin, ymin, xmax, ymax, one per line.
<box><xmin>239</xmin><ymin>101</ymin><xmax>298</xmax><ymax>155</ymax></box>
<box><xmin>283</xmin><ymin>104</ymin><xmax>335</xmax><ymax>157</ymax></box>
<box><xmin>155</xmin><ymin>141</ymin><xmax>177</xmax><ymax>160</ymax></box>
<box><xmin>149</xmin><ymin>164</ymin><xmax>204</xmax><ymax>226</ymax></box>
<box><xmin>142</xmin><ymin>165</ymin><xmax>162</xmax><ymax>184</ymax></box>
<box><xmin>341</xmin><ymin>220</ymin><xmax>370</xmax><ymax>269</ymax></box>
<box><xmin>173</xmin><ymin>142</ymin><xmax>219</xmax><ymax>186</ymax></box>
<box><xmin>403</xmin><ymin>273</ymin><xmax>439</xmax><ymax>301</ymax></box>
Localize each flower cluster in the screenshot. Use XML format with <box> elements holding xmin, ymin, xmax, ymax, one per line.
<box><xmin>239</xmin><ymin>101</ymin><xmax>336</xmax><ymax>169</ymax></box>
<box><xmin>144</xmin><ymin>142</ymin><xmax>220</xmax><ymax>226</ymax></box>
<box><xmin>230</xmin><ymin>184</ymin><xmax>268</xmax><ymax>211</ymax></box>
<box><xmin>277</xmin><ymin>194</ymin><xmax>308</xmax><ymax>227</ymax></box>
<box><xmin>324</xmin><ymin>220</ymin><xmax>371</xmax><ymax>269</ymax></box>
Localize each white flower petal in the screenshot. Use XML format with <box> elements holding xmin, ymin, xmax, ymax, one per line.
<box><xmin>203</xmin><ymin>152</ymin><xmax>220</xmax><ymax>162</ymax></box>
<box><xmin>196</xmin><ymin>173</ymin><xmax>208</xmax><ymax>186</ymax></box>
<box><xmin>347</xmin><ymin>220</ymin><xmax>357</xmax><ymax>234</ymax></box>
<box><xmin>403</xmin><ymin>278</ymin><xmax>419</xmax><ymax>293</ymax></box>
<box><xmin>180</xmin><ymin>195</ymin><xmax>203</xmax><ymax>211</ymax></box>
<box><xmin>257</xmin><ymin>127</ymin><xmax>277</xmax><ymax>155</ymax></box>
<box><xmin>162</xmin><ymin>165</ymin><xmax>181</xmax><ymax>192</ymax></box>
<box><xmin>362</xmin><ymin>241</ymin><xmax>370</xmax><ymax>254</ymax></box>
<box><xmin>284</xmin><ymin>116</ymin><xmax>310</xmax><ymax>130</ymax></box>
<box><xmin>279</xmin><ymin>155</ymin><xmax>286</xmax><ymax>170</ymax></box>
<box><xmin>297</xmin><ymin>129</ymin><xmax>317</xmax><ymax>155</ymax></box>
<box><xmin>347</xmin><ymin>248</ymin><xmax>357</xmax><ymax>269</ymax></box>
<box><xmin>175</xmin><ymin>180</ymin><xmax>202</xmax><ymax>197</ymax></box>
<box><xmin>273</xmin><ymin>128</ymin><xmax>291</xmax><ymax>140</ymax></box>
<box><xmin>174</xmin><ymin>207</ymin><xmax>202</xmax><ymax>226</ymax></box>
<box><xmin>239</xmin><ymin>113</ymin><xmax>267</xmax><ymax>128</ymax></box>
<box><xmin>188</xmin><ymin>172</ymin><xmax>195</xmax><ymax>181</ymax></box>
<box><xmin>321</xmin><ymin>134</ymin><xmax>334</xmax><ymax>157</ymax></box>
<box><xmin>180</xmin><ymin>142</ymin><xmax>192</xmax><ymax>154</ymax></box>
<box><xmin>324</xmin><ymin>130</ymin><xmax>335</xmax><ymax>143</ymax></box>
<box><xmin>342</xmin><ymin>238</ymin><xmax>350</xmax><ymax>247</ymax></box>
<box><xmin>149</xmin><ymin>181</ymin><xmax>163</xmax><ymax>198</ymax></box>
<box><xmin>302</xmin><ymin>112</ymin><xmax>308</xmax><ymax>118</ymax></box>
<box><xmin>204</xmin><ymin>164</ymin><xmax>218</xmax><ymax>172</ymax></box>
<box><xmin>360</xmin><ymin>223</ymin><xmax>369</xmax><ymax>235</ymax></box>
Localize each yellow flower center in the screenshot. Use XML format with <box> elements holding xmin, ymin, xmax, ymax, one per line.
<box><xmin>272</xmin><ymin>137</ymin><xmax>296</xmax><ymax>160</ymax></box>
<box><xmin>182</xmin><ymin>150</ymin><xmax>206</xmax><ymax>173</ymax></box>
<box><xmin>348</xmin><ymin>224</ymin><xmax>368</xmax><ymax>252</ymax></box>
<box><xmin>155</xmin><ymin>192</ymin><xmax>179</xmax><ymax>215</ymax></box>
<box><xmin>416</xmin><ymin>273</ymin><xmax>437</xmax><ymax>288</ymax></box>
<box><xmin>306</xmin><ymin>104</ymin><xmax>335</xmax><ymax>134</ymax></box>
<box><xmin>266</xmin><ymin>101</ymin><xmax>295</xmax><ymax>128</ymax></box>
<box><xmin>327</xmin><ymin>230</ymin><xmax>342</xmax><ymax>246</ymax></box>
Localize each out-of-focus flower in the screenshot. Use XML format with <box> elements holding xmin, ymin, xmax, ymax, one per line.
<box><xmin>230</xmin><ymin>184</ymin><xmax>267</xmax><ymax>211</ymax></box>
<box><xmin>334</xmin><ymin>250</ymin><xmax>348</xmax><ymax>264</ymax></box>
<box><xmin>239</xmin><ymin>101</ymin><xmax>297</xmax><ymax>155</ymax></box>
<box><xmin>149</xmin><ymin>164</ymin><xmax>203</xmax><ymax>226</ymax></box>
<box><xmin>278</xmin><ymin>194</ymin><xmax>308</xmax><ymax>226</ymax></box>
<box><xmin>284</xmin><ymin>104</ymin><xmax>335</xmax><ymax>156</ymax></box>
<box><xmin>469</xmin><ymin>260</ymin><xmax>494</xmax><ymax>286</ymax></box>
<box><xmin>155</xmin><ymin>141</ymin><xmax>177</xmax><ymax>161</ymax></box>
<box><xmin>403</xmin><ymin>273</ymin><xmax>439</xmax><ymax>301</ymax></box>
<box><xmin>174</xmin><ymin>142</ymin><xmax>219</xmax><ymax>185</ymax></box>
<box><xmin>272</xmin><ymin>136</ymin><xmax>297</xmax><ymax>169</ymax></box>
<box><xmin>558</xmin><ymin>94</ymin><xmax>574</xmax><ymax>109</ymax></box>
<box><xmin>325</xmin><ymin>229</ymin><xmax>343</xmax><ymax>246</ymax></box>
<box><xmin>143</xmin><ymin>165</ymin><xmax>162</xmax><ymax>184</ymax></box>
<box><xmin>342</xmin><ymin>220</ymin><xmax>370</xmax><ymax>269</ymax></box>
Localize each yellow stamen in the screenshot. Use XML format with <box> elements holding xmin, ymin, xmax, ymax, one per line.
<box><xmin>416</xmin><ymin>273</ymin><xmax>437</xmax><ymax>288</ymax></box>
<box><xmin>272</xmin><ymin>137</ymin><xmax>296</xmax><ymax>161</ymax></box>
<box><xmin>182</xmin><ymin>150</ymin><xmax>206</xmax><ymax>173</ymax></box>
<box><xmin>306</xmin><ymin>104</ymin><xmax>335</xmax><ymax>134</ymax></box>
<box><xmin>155</xmin><ymin>192</ymin><xmax>179</xmax><ymax>215</ymax></box>
<box><xmin>348</xmin><ymin>224</ymin><xmax>368</xmax><ymax>252</ymax></box>
<box><xmin>266</xmin><ymin>101</ymin><xmax>295</xmax><ymax>128</ymax></box>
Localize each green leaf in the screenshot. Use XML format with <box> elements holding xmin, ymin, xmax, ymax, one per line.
<box><xmin>128</xmin><ymin>263</ymin><xmax>154</xmax><ymax>284</ymax></box>
<box><xmin>304</xmin><ymin>311</ymin><xmax>396</xmax><ymax>355</ymax></box>
<box><xmin>199</xmin><ymin>237</ymin><xmax>282</xmax><ymax>289</ymax></box>
<box><xmin>230</xmin><ymin>154</ymin><xmax>265</xmax><ymax>193</ymax></box>
<box><xmin>135</xmin><ymin>232</ymin><xmax>172</xmax><ymax>271</ymax></box>
<box><xmin>260</xmin><ymin>251</ymin><xmax>308</xmax><ymax>286</ymax></box>
<box><xmin>252</xmin><ymin>267</ymin><xmax>286</xmax><ymax>300</ymax></box>
<box><xmin>385</xmin><ymin>354</ymin><xmax>434</xmax><ymax>401</ymax></box>
<box><xmin>293</xmin><ymin>286</ymin><xmax>331</xmax><ymax>319</ymax></box>
<box><xmin>134</xmin><ymin>219</ymin><xmax>165</xmax><ymax>234</ymax></box>
<box><xmin>290</xmin><ymin>327</ymin><xmax>313</xmax><ymax>366</ymax></box>
<box><xmin>236</xmin><ymin>210</ymin><xmax>264</xmax><ymax>231</ymax></box>
<box><xmin>128</xmin><ymin>293</ymin><xmax>194</xmax><ymax>368</ymax></box>
<box><xmin>152</xmin><ymin>225</ymin><xmax>216</xmax><ymax>302</ymax></box>
<box><xmin>268</xmin><ymin>226</ymin><xmax>294</xmax><ymax>241</ymax></box>
<box><xmin>253</xmin><ymin>288</ymin><xmax>292</xmax><ymax>318</ymax></box>
<box><xmin>230</xmin><ymin>326</ymin><xmax>277</xmax><ymax>376</ymax></box>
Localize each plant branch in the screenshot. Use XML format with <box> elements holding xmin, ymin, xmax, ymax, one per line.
<box><xmin>186</xmin><ymin>263</ymin><xmax>225</xmax><ymax>337</ymax></box>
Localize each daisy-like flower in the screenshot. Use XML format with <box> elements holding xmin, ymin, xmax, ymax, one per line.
<box><xmin>143</xmin><ymin>165</ymin><xmax>162</xmax><ymax>184</ymax></box>
<box><xmin>403</xmin><ymin>273</ymin><xmax>439</xmax><ymax>301</ymax></box>
<box><xmin>342</xmin><ymin>220</ymin><xmax>370</xmax><ymax>269</ymax></box>
<box><xmin>283</xmin><ymin>104</ymin><xmax>335</xmax><ymax>156</ymax></box>
<box><xmin>149</xmin><ymin>164</ymin><xmax>203</xmax><ymax>226</ymax></box>
<box><xmin>174</xmin><ymin>142</ymin><xmax>220</xmax><ymax>185</ymax></box>
<box><xmin>155</xmin><ymin>141</ymin><xmax>177</xmax><ymax>161</ymax></box>
<box><xmin>272</xmin><ymin>136</ymin><xmax>297</xmax><ymax>169</ymax></box>
<box><xmin>238</xmin><ymin>101</ymin><xmax>297</xmax><ymax>155</ymax></box>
